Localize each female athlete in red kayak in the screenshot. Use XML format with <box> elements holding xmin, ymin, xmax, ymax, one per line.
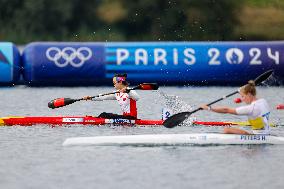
<box><xmin>201</xmin><ymin>81</ymin><xmax>270</xmax><ymax>135</ymax></box>
<box><xmin>83</xmin><ymin>74</ymin><xmax>140</xmax><ymax>119</ymax></box>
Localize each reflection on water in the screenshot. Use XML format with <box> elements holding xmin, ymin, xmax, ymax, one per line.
<box><xmin>240</xmin><ymin>144</ymin><xmax>271</xmax><ymax>157</ymax></box>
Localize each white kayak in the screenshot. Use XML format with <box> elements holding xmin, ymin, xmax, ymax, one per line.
<box><xmin>62</xmin><ymin>133</ymin><xmax>284</xmax><ymax>146</ymax></box>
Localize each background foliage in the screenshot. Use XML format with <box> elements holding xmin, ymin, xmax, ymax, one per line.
<box><xmin>1</xmin><ymin>0</ymin><xmax>284</xmax><ymax>43</ymax></box>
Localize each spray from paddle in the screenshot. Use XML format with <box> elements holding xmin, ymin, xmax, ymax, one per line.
<box><xmin>159</xmin><ymin>91</ymin><xmax>195</xmax><ymax>125</ymax></box>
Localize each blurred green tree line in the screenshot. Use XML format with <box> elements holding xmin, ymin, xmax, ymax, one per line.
<box><xmin>0</xmin><ymin>0</ymin><xmax>284</xmax><ymax>43</ymax></box>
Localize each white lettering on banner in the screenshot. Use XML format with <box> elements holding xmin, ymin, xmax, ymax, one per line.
<box><xmin>184</xmin><ymin>48</ymin><xmax>196</xmax><ymax>65</ymax></box>
<box><xmin>116</xmin><ymin>48</ymin><xmax>196</xmax><ymax>65</ymax></box>
<box><xmin>135</xmin><ymin>48</ymin><xmax>148</xmax><ymax>65</ymax></box>
<box><xmin>117</xmin><ymin>49</ymin><xmax>129</xmax><ymax>65</ymax></box>
<box><xmin>267</xmin><ymin>48</ymin><xmax>279</xmax><ymax>64</ymax></box>
<box><xmin>208</xmin><ymin>48</ymin><xmax>221</xmax><ymax>65</ymax></box>
<box><xmin>249</xmin><ymin>48</ymin><xmax>262</xmax><ymax>65</ymax></box>
<box><xmin>46</xmin><ymin>47</ymin><xmax>92</xmax><ymax>68</ymax></box>
<box><xmin>173</xmin><ymin>48</ymin><xmax>178</xmax><ymax>65</ymax></box>
<box><xmin>114</xmin><ymin>47</ymin><xmax>281</xmax><ymax>66</ymax></box>
<box><xmin>154</xmin><ymin>48</ymin><xmax>167</xmax><ymax>65</ymax></box>
<box><xmin>225</xmin><ymin>48</ymin><xmax>244</xmax><ymax>64</ymax></box>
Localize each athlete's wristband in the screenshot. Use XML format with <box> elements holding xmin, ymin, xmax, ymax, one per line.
<box><xmin>208</xmin><ymin>106</ymin><xmax>211</xmax><ymax>111</ymax></box>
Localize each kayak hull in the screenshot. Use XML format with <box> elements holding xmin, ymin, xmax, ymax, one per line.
<box><xmin>0</xmin><ymin>116</ymin><xmax>164</xmax><ymax>126</ymax></box>
<box><xmin>63</xmin><ymin>133</ymin><xmax>284</xmax><ymax>146</ymax></box>
<box><xmin>0</xmin><ymin>116</ymin><xmax>245</xmax><ymax>126</ymax></box>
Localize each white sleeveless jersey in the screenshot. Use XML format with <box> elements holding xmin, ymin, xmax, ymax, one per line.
<box><xmin>236</xmin><ymin>98</ymin><xmax>270</xmax><ymax>134</ymax></box>
<box><xmin>92</xmin><ymin>90</ymin><xmax>140</xmax><ymax>117</ymax></box>
<box><xmin>115</xmin><ymin>92</ymin><xmax>138</xmax><ymax>116</ymax></box>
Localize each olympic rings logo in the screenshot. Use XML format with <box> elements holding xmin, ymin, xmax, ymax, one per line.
<box><xmin>46</xmin><ymin>47</ymin><xmax>92</xmax><ymax>67</ymax></box>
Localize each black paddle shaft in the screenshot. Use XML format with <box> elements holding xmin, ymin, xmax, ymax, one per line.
<box><xmin>191</xmin><ymin>91</ymin><xmax>238</xmax><ymax>115</ymax></box>
<box><xmin>48</xmin><ymin>83</ymin><xmax>159</xmax><ymax>109</ymax></box>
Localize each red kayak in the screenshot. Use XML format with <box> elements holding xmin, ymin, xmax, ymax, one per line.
<box><xmin>0</xmin><ymin>116</ymin><xmax>243</xmax><ymax>126</ymax></box>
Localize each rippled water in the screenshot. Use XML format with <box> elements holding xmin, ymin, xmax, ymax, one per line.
<box><xmin>0</xmin><ymin>86</ymin><xmax>284</xmax><ymax>189</ymax></box>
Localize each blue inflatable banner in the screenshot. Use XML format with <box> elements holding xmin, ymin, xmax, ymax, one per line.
<box><xmin>0</xmin><ymin>42</ymin><xmax>20</xmax><ymax>84</ymax></box>
<box><xmin>23</xmin><ymin>42</ymin><xmax>105</xmax><ymax>85</ymax></box>
<box><xmin>22</xmin><ymin>41</ymin><xmax>284</xmax><ymax>85</ymax></box>
<box><xmin>106</xmin><ymin>42</ymin><xmax>284</xmax><ymax>85</ymax></box>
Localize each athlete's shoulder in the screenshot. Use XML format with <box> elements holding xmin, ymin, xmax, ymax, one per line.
<box><xmin>128</xmin><ymin>89</ymin><xmax>140</xmax><ymax>100</ymax></box>
<box><xmin>255</xmin><ymin>98</ymin><xmax>268</xmax><ymax>105</ymax></box>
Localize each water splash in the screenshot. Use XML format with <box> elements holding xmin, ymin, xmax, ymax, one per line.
<box><xmin>158</xmin><ymin>91</ymin><xmax>196</xmax><ymax>125</ymax></box>
<box><xmin>261</xmin><ymin>74</ymin><xmax>283</xmax><ymax>86</ymax></box>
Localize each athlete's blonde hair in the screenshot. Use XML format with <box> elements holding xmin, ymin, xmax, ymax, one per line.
<box><xmin>239</xmin><ymin>80</ymin><xmax>256</xmax><ymax>96</ymax></box>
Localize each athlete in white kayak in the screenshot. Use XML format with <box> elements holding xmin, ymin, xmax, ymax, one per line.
<box><xmin>201</xmin><ymin>80</ymin><xmax>270</xmax><ymax>135</ymax></box>
<box><xmin>83</xmin><ymin>73</ymin><xmax>140</xmax><ymax>119</ymax></box>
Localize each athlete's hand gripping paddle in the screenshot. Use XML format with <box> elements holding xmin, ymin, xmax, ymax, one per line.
<box><xmin>163</xmin><ymin>70</ymin><xmax>274</xmax><ymax>128</ymax></box>
<box><xmin>48</xmin><ymin>83</ymin><xmax>159</xmax><ymax>109</ymax></box>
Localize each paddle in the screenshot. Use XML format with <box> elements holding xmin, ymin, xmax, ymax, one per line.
<box><xmin>163</xmin><ymin>69</ymin><xmax>274</xmax><ymax>128</ymax></box>
<box><xmin>48</xmin><ymin>83</ymin><xmax>159</xmax><ymax>109</ymax></box>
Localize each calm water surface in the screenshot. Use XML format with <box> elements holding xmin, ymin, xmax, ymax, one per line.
<box><xmin>0</xmin><ymin>86</ymin><xmax>283</xmax><ymax>189</ymax></box>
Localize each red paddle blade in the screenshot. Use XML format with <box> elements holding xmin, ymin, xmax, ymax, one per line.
<box><xmin>137</xmin><ymin>83</ymin><xmax>159</xmax><ymax>90</ymax></box>
<box><xmin>48</xmin><ymin>98</ymin><xmax>77</xmax><ymax>109</ymax></box>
